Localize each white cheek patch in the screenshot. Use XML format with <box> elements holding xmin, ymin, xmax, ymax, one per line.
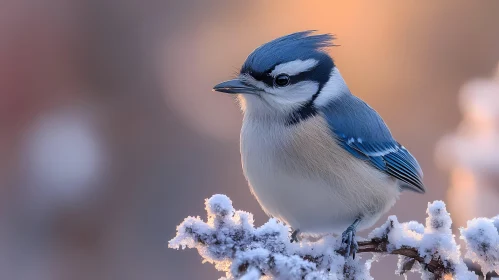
<box><xmin>313</xmin><ymin>68</ymin><xmax>349</xmax><ymax>107</ymax></box>
<box><xmin>270</xmin><ymin>59</ymin><xmax>318</xmax><ymax>77</ymax></box>
<box><xmin>262</xmin><ymin>81</ymin><xmax>319</xmax><ymax>112</ymax></box>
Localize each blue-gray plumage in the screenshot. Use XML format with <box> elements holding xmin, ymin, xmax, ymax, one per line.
<box><xmin>242</xmin><ymin>31</ymin><xmax>334</xmax><ymax>74</ymax></box>
<box><xmin>321</xmin><ymin>95</ymin><xmax>425</xmax><ymax>193</ymax></box>
<box><xmin>213</xmin><ymin>31</ymin><xmax>425</xmax><ymax>258</ymax></box>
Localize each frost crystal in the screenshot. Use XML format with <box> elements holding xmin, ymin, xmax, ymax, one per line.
<box><xmin>169</xmin><ymin>195</ymin><xmax>498</xmax><ymax>279</ymax></box>
<box><xmin>461</xmin><ymin>217</ymin><xmax>499</xmax><ymax>275</ymax></box>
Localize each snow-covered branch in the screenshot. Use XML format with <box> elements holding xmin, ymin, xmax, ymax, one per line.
<box><xmin>169</xmin><ymin>194</ymin><xmax>499</xmax><ymax>279</ymax></box>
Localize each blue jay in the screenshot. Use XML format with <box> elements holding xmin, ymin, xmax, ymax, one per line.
<box><xmin>213</xmin><ymin>31</ymin><xmax>425</xmax><ymax>257</ymax></box>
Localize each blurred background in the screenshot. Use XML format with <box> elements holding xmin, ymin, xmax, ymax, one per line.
<box><xmin>1</xmin><ymin>1</ymin><xmax>499</xmax><ymax>279</ymax></box>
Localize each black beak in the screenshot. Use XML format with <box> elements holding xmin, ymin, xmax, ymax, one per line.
<box><xmin>213</xmin><ymin>78</ymin><xmax>259</xmax><ymax>94</ymax></box>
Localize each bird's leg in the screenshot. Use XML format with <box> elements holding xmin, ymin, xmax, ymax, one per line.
<box><xmin>290</xmin><ymin>229</ymin><xmax>300</xmax><ymax>243</ymax></box>
<box><xmin>341</xmin><ymin>217</ymin><xmax>362</xmax><ymax>259</ymax></box>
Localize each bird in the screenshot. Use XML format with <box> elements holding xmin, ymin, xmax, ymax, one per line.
<box><xmin>212</xmin><ymin>31</ymin><xmax>425</xmax><ymax>258</ymax></box>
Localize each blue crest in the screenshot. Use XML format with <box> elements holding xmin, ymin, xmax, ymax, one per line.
<box><xmin>241</xmin><ymin>31</ymin><xmax>335</xmax><ymax>74</ymax></box>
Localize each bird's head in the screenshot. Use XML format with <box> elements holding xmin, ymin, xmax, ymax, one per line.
<box><xmin>213</xmin><ymin>31</ymin><xmax>350</xmax><ymax>123</ymax></box>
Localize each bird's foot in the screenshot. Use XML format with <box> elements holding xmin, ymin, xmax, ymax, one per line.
<box><xmin>341</xmin><ymin>217</ymin><xmax>362</xmax><ymax>259</ymax></box>
<box><xmin>290</xmin><ymin>229</ymin><xmax>300</xmax><ymax>243</ymax></box>
<box><xmin>341</xmin><ymin>225</ymin><xmax>358</xmax><ymax>258</ymax></box>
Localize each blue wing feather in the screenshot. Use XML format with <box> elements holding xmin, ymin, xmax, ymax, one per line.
<box><xmin>319</xmin><ymin>94</ymin><xmax>425</xmax><ymax>193</ymax></box>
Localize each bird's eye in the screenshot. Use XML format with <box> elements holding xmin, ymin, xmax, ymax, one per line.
<box><xmin>274</xmin><ymin>74</ymin><xmax>290</xmax><ymax>87</ymax></box>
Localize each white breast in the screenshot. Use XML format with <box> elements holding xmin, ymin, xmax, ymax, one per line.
<box><xmin>240</xmin><ymin>114</ymin><xmax>400</xmax><ymax>234</ymax></box>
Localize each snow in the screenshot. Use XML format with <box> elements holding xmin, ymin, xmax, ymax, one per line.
<box><xmin>169</xmin><ymin>195</ymin><xmax>359</xmax><ymax>279</ymax></box>
<box><xmin>460</xmin><ymin>217</ymin><xmax>499</xmax><ymax>275</ymax></box>
<box><xmin>367</xmin><ymin>215</ymin><xmax>422</xmax><ymax>251</ymax></box>
<box><xmin>419</xmin><ymin>201</ymin><xmax>460</xmax><ymax>265</ymax></box>
<box><xmin>168</xmin><ymin>195</ymin><xmax>499</xmax><ymax>279</ymax></box>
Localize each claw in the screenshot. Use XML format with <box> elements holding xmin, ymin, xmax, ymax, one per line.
<box><xmin>290</xmin><ymin>229</ymin><xmax>300</xmax><ymax>243</ymax></box>
<box><xmin>353</xmin><ymin>238</ymin><xmax>359</xmax><ymax>259</ymax></box>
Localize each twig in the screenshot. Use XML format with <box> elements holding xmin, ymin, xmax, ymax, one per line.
<box><xmin>356</xmin><ymin>239</ymin><xmax>447</xmax><ymax>277</ymax></box>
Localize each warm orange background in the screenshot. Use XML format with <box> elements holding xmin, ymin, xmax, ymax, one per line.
<box><xmin>1</xmin><ymin>1</ymin><xmax>499</xmax><ymax>279</ymax></box>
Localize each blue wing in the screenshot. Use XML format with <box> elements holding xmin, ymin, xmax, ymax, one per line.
<box><xmin>318</xmin><ymin>95</ymin><xmax>425</xmax><ymax>193</ymax></box>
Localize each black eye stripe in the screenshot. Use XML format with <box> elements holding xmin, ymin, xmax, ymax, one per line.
<box><xmin>248</xmin><ymin>71</ymin><xmax>271</xmax><ymax>84</ymax></box>
<box><xmin>248</xmin><ymin>69</ymin><xmax>314</xmax><ymax>87</ymax></box>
